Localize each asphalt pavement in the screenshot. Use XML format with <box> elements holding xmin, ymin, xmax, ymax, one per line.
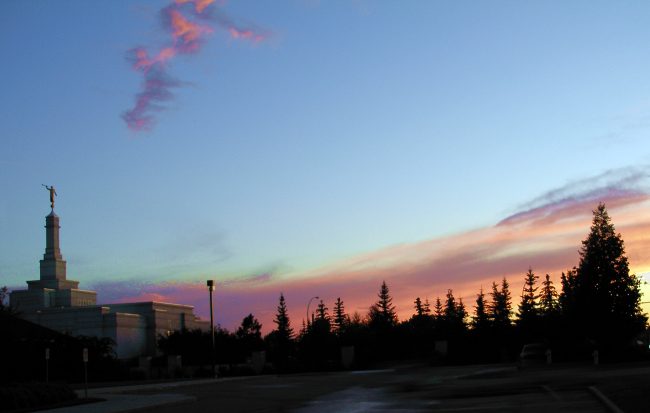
<box><xmin>38</xmin><ymin>362</ymin><xmax>650</xmax><ymax>412</ymax></box>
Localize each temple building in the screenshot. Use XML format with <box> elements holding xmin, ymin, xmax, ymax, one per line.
<box><xmin>10</xmin><ymin>206</ymin><xmax>208</xmax><ymax>359</ymax></box>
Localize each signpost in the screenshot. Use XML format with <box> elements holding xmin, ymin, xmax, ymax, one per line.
<box><xmin>45</xmin><ymin>348</ymin><xmax>50</xmax><ymax>383</ymax></box>
<box><xmin>83</xmin><ymin>348</ymin><xmax>88</xmax><ymax>399</ymax></box>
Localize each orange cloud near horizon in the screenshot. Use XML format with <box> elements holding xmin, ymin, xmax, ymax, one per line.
<box><xmin>99</xmin><ymin>186</ymin><xmax>650</xmax><ymax>334</ymax></box>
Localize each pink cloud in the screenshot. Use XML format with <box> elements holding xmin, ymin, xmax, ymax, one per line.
<box><xmin>95</xmin><ymin>170</ymin><xmax>650</xmax><ymax>333</ymax></box>
<box><xmin>123</xmin><ymin>0</ymin><xmax>269</xmax><ymax>131</ymax></box>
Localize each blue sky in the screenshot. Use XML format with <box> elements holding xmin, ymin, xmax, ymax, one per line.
<box><xmin>2</xmin><ymin>1</ymin><xmax>650</xmax><ymax>326</ymax></box>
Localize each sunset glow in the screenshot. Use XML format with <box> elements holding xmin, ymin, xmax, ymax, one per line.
<box><xmin>97</xmin><ymin>175</ymin><xmax>650</xmax><ymax>333</ymax></box>
<box><xmin>4</xmin><ymin>2</ymin><xmax>650</xmax><ymax>341</ymax></box>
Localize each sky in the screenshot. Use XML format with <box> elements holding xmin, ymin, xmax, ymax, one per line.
<box><xmin>2</xmin><ymin>0</ymin><xmax>650</xmax><ymax>333</ymax></box>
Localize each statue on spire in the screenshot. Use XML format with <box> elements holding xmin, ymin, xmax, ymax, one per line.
<box><xmin>42</xmin><ymin>184</ymin><xmax>57</xmax><ymax>210</ymax></box>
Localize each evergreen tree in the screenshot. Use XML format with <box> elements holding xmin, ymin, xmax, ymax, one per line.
<box><xmin>267</xmin><ymin>293</ymin><xmax>295</xmax><ymax>367</ymax></box>
<box><xmin>501</xmin><ymin>278</ymin><xmax>512</xmax><ymax>319</ymax></box>
<box><xmin>443</xmin><ymin>289</ymin><xmax>467</xmax><ymax>332</ymax></box>
<box><xmin>423</xmin><ymin>298</ymin><xmax>431</xmax><ymax>315</ymax></box>
<box><xmin>300</xmin><ymin>300</ymin><xmax>336</xmax><ymax>367</ymax></box>
<box><xmin>333</xmin><ymin>297</ymin><xmax>347</xmax><ymax>332</ymax></box>
<box><xmin>517</xmin><ymin>268</ymin><xmax>539</xmax><ymax>323</ymax></box>
<box><xmin>316</xmin><ymin>300</ymin><xmax>329</xmax><ymax>321</ymax></box>
<box><xmin>472</xmin><ymin>287</ymin><xmax>490</xmax><ymax>330</ymax></box>
<box><xmin>311</xmin><ymin>299</ymin><xmax>331</xmax><ymax>335</ymax></box>
<box><xmin>490</xmin><ymin>278</ymin><xmax>512</xmax><ymax>328</ymax></box>
<box><xmin>444</xmin><ymin>289</ymin><xmax>457</xmax><ymax>321</ymax></box>
<box><xmin>433</xmin><ymin>297</ymin><xmax>444</xmax><ymax>319</ymax></box>
<box><xmin>368</xmin><ymin>281</ymin><xmax>398</xmax><ymax>329</ymax></box>
<box><xmin>408</xmin><ymin>296</ymin><xmax>435</xmax><ymax>358</ymax></box>
<box><xmin>414</xmin><ymin>297</ymin><xmax>424</xmax><ymax>317</ymax></box>
<box><xmin>456</xmin><ymin>298</ymin><xmax>468</xmax><ymax>327</ymax></box>
<box><xmin>273</xmin><ymin>293</ymin><xmax>293</xmax><ymax>340</ymax></box>
<box><xmin>559</xmin><ymin>269</ymin><xmax>576</xmax><ymax>315</ymax></box>
<box><xmin>566</xmin><ymin>203</ymin><xmax>647</xmax><ymax>347</ymax></box>
<box><xmin>539</xmin><ymin>274</ymin><xmax>558</xmax><ymax>316</ymax></box>
<box><xmin>315</xmin><ymin>299</ymin><xmax>330</xmax><ymax>328</ymax></box>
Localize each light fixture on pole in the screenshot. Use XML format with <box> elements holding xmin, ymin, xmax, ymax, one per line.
<box><xmin>207</xmin><ymin>279</ymin><xmax>216</xmax><ymax>378</ymax></box>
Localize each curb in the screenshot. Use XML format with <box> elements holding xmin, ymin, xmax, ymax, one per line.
<box><xmin>39</xmin><ymin>394</ymin><xmax>197</xmax><ymax>413</ymax></box>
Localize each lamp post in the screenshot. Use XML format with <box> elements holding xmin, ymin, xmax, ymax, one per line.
<box><xmin>306</xmin><ymin>296</ymin><xmax>319</xmax><ymax>329</ymax></box>
<box><xmin>207</xmin><ymin>279</ymin><xmax>216</xmax><ymax>378</ymax></box>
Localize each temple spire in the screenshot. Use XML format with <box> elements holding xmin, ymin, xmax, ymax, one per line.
<box><xmin>40</xmin><ymin>211</ymin><xmax>67</xmax><ymax>281</ymax></box>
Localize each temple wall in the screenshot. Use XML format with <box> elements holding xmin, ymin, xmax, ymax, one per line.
<box><xmin>103</xmin><ymin>312</ymin><xmax>147</xmax><ymax>359</ymax></box>
<box><xmin>10</xmin><ymin>289</ymin><xmax>56</xmax><ymax>312</ymax></box>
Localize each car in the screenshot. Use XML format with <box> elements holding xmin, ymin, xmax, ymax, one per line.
<box><xmin>518</xmin><ymin>343</ymin><xmax>550</xmax><ymax>368</ymax></box>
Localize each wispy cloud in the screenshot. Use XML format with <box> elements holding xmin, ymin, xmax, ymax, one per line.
<box><xmin>154</xmin><ymin>223</ymin><xmax>232</xmax><ymax>265</ymax></box>
<box><xmin>503</xmin><ymin>166</ymin><xmax>650</xmax><ymax>226</ymax></box>
<box><xmin>123</xmin><ymin>0</ymin><xmax>269</xmax><ymax>132</ymax></box>
<box><xmin>95</xmin><ymin>168</ymin><xmax>650</xmax><ymax>332</ymax></box>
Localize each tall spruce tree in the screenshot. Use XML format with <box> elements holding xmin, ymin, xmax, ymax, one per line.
<box><xmin>566</xmin><ymin>203</ymin><xmax>646</xmax><ymax>346</ymax></box>
<box><xmin>444</xmin><ymin>289</ymin><xmax>458</xmax><ymax>321</ymax></box>
<box><xmin>539</xmin><ymin>274</ymin><xmax>558</xmax><ymax>316</ymax></box>
<box><xmin>274</xmin><ymin>293</ymin><xmax>293</xmax><ymax>340</ymax></box>
<box><xmin>368</xmin><ymin>281</ymin><xmax>398</xmax><ymax>329</ymax></box>
<box><xmin>457</xmin><ymin>298</ymin><xmax>468</xmax><ymax>327</ymax></box>
<box><xmin>433</xmin><ymin>297</ymin><xmax>444</xmax><ymax>319</ymax></box>
<box><xmin>312</xmin><ymin>299</ymin><xmax>331</xmax><ymax>335</ymax></box>
<box><xmin>414</xmin><ymin>297</ymin><xmax>425</xmax><ymax>317</ymax></box>
<box><xmin>267</xmin><ymin>293</ymin><xmax>294</xmax><ymax>366</ymax></box>
<box><xmin>490</xmin><ymin>278</ymin><xmax>512</xmax><ymax>328</ymax></box>
<box><xmin>333</xmin><ymin>297</ymin><xmax>347</xmax><ymax>332</ymax></box>
<box><xmin>316</xmin><ymin>300</ymin><xmax>329</xmax><ymax>321</ymax></box>
<box><xmin>472</xmin><ymin>287</ymin><xmax>490</xmax><ymax>330</ymax></box>
<box><xmin>517</xmin><ymin>268</ymin><xmax>539</xmax><ymax>323</ymax></box>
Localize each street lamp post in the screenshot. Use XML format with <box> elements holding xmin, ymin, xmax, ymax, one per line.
<box><xmin>306</xmin><ymin>296</ymin><xmax>319</xmax><ymax>329</ymax></box>
<box><xmin>207</xmin><ymin>280</ymin><xmax>216</xmax><ymax>378</ymax></box>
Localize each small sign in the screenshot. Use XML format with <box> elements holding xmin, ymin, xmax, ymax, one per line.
<box><xmin>83</xmin><ymin>348</ymin><xmax>88</xmax><ymax>363</ymax></box>
<box><xmin>45</xmin><ymin>348</ymin><xmax>50</xmax><ymax>360</ymax></box>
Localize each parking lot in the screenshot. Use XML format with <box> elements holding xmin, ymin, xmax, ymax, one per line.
<box><xmin>83</xmin><ymin>361</ymin><xmax>649</xmax><ymax>413</ymax></box>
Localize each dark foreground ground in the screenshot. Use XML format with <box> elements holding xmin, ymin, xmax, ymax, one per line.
<box><xmin>115</xmin><ymin>361</ymin><xmax>650</xmax><ymax>413</ymax></box>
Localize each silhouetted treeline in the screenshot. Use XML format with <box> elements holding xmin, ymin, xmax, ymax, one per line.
<box><xmin>7</xmin><ymin>205</ymin><xmax>646</xmax><ymax>382</ymax></box>
<box><xmin>157</xmin><ymin>204</ymin><xmax>648</xmax><ymax>372</ymax></box>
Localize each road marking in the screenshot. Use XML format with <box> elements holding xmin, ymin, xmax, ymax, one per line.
<box><xmin>541</xmin><ymin>385</ymin><xmax>563</xmax><ymax>402</ymax></box>
<box><xmin>588</xmin><ymin>386</ymin><xmax>625</xmax><ymax>413</ymax></box>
